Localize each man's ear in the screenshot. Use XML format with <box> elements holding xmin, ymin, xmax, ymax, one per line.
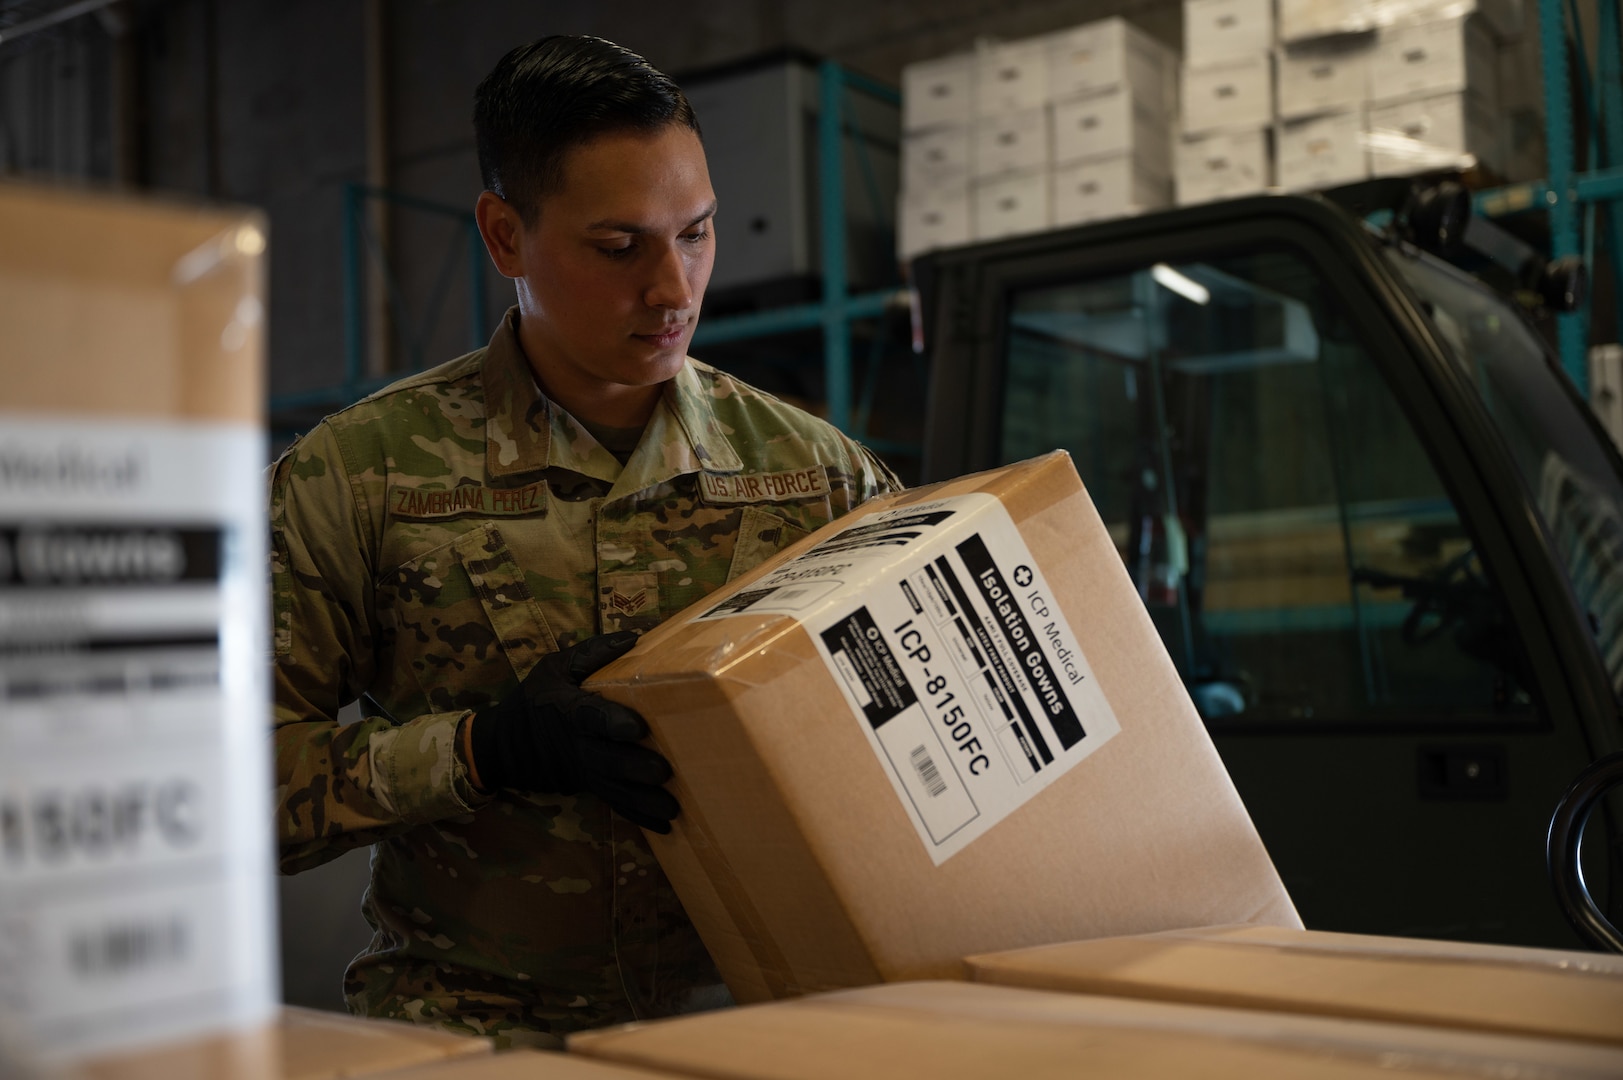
<box><xmin>475</xmin><ymin>190</ymin><xmax>526</xmax><ymax>279</ymax></box>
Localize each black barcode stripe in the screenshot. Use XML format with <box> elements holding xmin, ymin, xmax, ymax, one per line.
<box><xmin>910</xmin><ymin>745</ymin><xmax>948</xmax><ymax>797</ymax></box>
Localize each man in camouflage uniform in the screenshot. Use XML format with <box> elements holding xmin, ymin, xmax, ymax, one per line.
<box><xmin>270</xmin><ymin>36</ymin><xmax>898</xmax><ymax>1048</ymax></box>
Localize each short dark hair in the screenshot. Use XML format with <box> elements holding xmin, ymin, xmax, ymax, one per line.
<box><xmin>474</xmin><ymin>35</ymin><xmax>701</xmax><ymax>222</ymax></box>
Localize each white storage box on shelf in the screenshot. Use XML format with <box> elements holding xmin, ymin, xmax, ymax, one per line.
<box><xmin>1175</xmin><ymin>127</ymin><xmax>1271</xmax><ymax>204</ymax></box>
<box><xmin>1368</xmin><ymin>91</ymin><xmax>1499</xmax><ymax>176</ymax></box>
<box><xmin>1280</xmin><ymin>0</ymin><xmax>1524</xmax><ymax>42</ymax></box>
<box><xmin>972</xmin><ymin>108</ymin><xmax>1051</xmax><ymax>180</ymax></box>
<box><xmin>1277</xmin><ymin>110</ymin><xmax>1370</xmax><ymax>190</ymax></box>
<box><xmin>975</xmin><ymin>38</ymin><xmax>1050</xmax><ymax>119</ymax></box>
<box><xmin>1181</xmin><ymin>55</ymin><xmax>1274</xmax><ymax>134</ymax></box>
<box><xmin>1052</xmin><ymin>91</ymin><xmax>1173</xmax><ymax>177</ymax></box>
<box><xmin>1052</xmin><ymin>154</ymin><xmax>1174</xmax><ymax>227</ymax></box>
<box><xmin>1369</xmin><ymin>15</ymin><xmax>1497</xmax><ymax>106</ymax></box>
<box><xmin>898</xmin><ymin>183</ymin><xmax>973</xmax><ymax>263</ymax></box>
<box><xmin>1184</xmin><ymin>0</ymin><xmax>1276</xmax><ymax>66</ymax></box>
<box><xmin>903</xmin><ymin>53</ymin><xmax>975</xmax><ymax>132</ymax></box>
<box><xmin>973</xmin><ymin>168</ymin><xmax>1050</xmax><ymax>241</ymax></box>
<box><xmin>1046</xmin><ymin>18</ymin><xmax>1177</xmax><ymax>115</ymax></box>
<box><xmin>1277</xmin><ymin>36</ymin><xmax>1375</xmax><ymax>118</ymax></box>
<box><xmin>903</xmin><ymin>127</ymin><xmax>973</xmax><ymax>190</ymax></box>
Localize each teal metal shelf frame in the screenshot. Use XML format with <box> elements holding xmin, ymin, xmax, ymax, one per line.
<box><xmin>272</xmin><ymin>60</ymin><xmax>912</xmax><ymax>451</ymax></box>
<box><xmin>1473</xmin><ymin>0</ymin><xmax>1623</xmax><ymax>396</ymax></box>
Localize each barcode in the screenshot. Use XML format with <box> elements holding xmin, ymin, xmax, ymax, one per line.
<box><xmin>911</xmin><ymin>746</ymin><xmax>948</xmax><ymax>797</ymax></box>
<box><xmin>69</xmin><ymin>915</ymin><xmax>189</xmax><ymax>979</ymax></box>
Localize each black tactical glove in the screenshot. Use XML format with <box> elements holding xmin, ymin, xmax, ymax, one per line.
<box><xmin>470</xmin><ymin>631</ymin><xmax>679</xmax><ymax>834</ymax></box>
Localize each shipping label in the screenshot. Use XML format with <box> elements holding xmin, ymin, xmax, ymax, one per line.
<box><xmin>0</xmin><ymin>417</ymin><xmax>275</xmax><ymax>1066</ymax></box>
<box><xmin>700</xmin><ymin>493</ymin><xmax>1120</xmax><ymax>864</ymax></box>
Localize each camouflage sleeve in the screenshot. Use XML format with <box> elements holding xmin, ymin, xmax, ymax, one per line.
<box><xmin>270</xmin><ymin>422</ymin><xmax>488</xmax><ymax>875</ymax></box>
<box><xmin>849</xmin><ymin>439</ymin><xmax>906</xmax><ymax>503</ymax></box>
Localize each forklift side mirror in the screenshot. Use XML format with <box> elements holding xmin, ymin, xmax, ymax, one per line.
<box><xmin>1403</xmin><ymin>181</ymin><xmax>1473</xmax><ymax>260</ymax></box>
<box><xmin>1526</xmin><ymin>255</ymin><xmax>1588</xmax><ymax>314</ymax></box>
<box><xmin>1547</xmin><ymin>749</ymin><xmax>1623</xmax><ymax>954</ymax></box>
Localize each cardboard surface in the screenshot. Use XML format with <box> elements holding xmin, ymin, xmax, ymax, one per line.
<box><xmin>371</xmin><ymin>1048</ymin><xmax>676</xmax><ymax>1080</ymax></box>
<box><xmin>588</xmin><ymin>454</ymin><xmax>1298</xmax><ymax>1005</ymax></box>
<box><xmin>570</xmin><ymin>981</ymin><xmax>1623</xmax><ymax>1079</ymax></box>
<box><xmin>966</xmin><ymin>924</ymin><xmax>1623</xmax><ymax>1047</ymax></box>
<box><xmin>0</xmin><ymin>181</ymin><xmax>264</xmax><ymax>422</ymax></box>
<box><xmin>75</xmin><ymin>1007</ymin><xmax>490</xmax><ymax>1080</ymax></box>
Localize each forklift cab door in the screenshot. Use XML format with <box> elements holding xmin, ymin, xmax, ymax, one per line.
<box><xmin>918</xmin><ymin>194</ymin><xmax>1622</xmax><ymax>948</ymax></box>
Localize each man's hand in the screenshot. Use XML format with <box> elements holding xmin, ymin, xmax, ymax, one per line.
<box><xmin>466</xmin><ymin>631</ymin><xmax>679</xmax><ymax>834</ymax></box>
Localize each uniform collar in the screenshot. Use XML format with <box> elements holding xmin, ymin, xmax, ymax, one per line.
<box><xmin>481</xmin><ymin>308</ymin><xmax>743</xmax><ymax>489</ymax></box>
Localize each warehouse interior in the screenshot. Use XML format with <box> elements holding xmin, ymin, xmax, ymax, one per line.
<box><xmin>4</xmin><ymin>0</ymin><xmax>1623</xmax><ymax>1073</ymax></box>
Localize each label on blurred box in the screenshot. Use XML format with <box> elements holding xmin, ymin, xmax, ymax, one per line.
<box><xmin>0</xmin><ymin>416</ymin><xmax>275</xmax><ymax>1067</ymax></box>
<box><xmin>700</xmin><ymin>494</ymin><xmax>1121</xmax><ymax>864</ymax></box>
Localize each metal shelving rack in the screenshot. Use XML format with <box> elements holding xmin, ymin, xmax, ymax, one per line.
<box><xmin>270</xmin><ymin>60</ymin><xmax>912</xmax><ymax>450</ymax></box>
<box><xmin>1474</xmin><ymin>0</ymin><xmax>1623</xmax><ymax>396</ymax></box>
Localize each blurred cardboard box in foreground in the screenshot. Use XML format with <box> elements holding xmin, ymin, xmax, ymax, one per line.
<box><xmin>590</xmin><ymin>452</ymin><xmax>1299</xmax><ymax>1004</ymax></box>
<box><xmin>570</xmin><ymin>980</ymin><xmax>1623</xmax><ymax>1078</ymax></box>
<box><xmin>0</xmin><ymin>182</ymin><xmax>275</xmax><ymax>1072</ymax></box>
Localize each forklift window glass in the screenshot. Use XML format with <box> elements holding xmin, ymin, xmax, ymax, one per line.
<box><xmin>1385</xmin><ymin>248</ymin><xmax>1623</xmax><ymax>700</ymax></box>
<box><xmin>1002</xmin><ymin>248</ymin><xmax>1534</xmax><ymax>726</ymax></box>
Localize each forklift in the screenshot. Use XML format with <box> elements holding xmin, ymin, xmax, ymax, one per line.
<box><xmin>915</xmin><ymin>187</ymin><xmax>1623</xmax><ymax>952</ymax></box>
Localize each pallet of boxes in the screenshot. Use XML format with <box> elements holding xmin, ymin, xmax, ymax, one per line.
<box><xmin>1179</xmin><ymin>0</ymin><xmax>1521</xmax><ymax>202</ymax></box>
<box><xmin>897</xmin><ymin>19</ymin><xmax>1179</xmax><ymax>264</ymax></box>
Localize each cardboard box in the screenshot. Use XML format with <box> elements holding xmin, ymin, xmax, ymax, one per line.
<box><xmin>1181</xmin><ymin>55</ymin><xmax>1274</xmax><ymax>135</ymax></box>
<box><xmin>1280</xmin><ymin>0</ymin><xmax>1523</xmax><ymax>42</ymax></box>
<box><xmin>1368</xmin><ymin>91</ymin><xmax>1498</xmax><ymax>176</ymax></box>
<box><xmin>1369</xmin><ymin>16</ymin><xmax>1497</xmax><ymax>106</ymax></box>
<box><xmin>897</xmin><ymin>184</ymin><xmax>973</xmax><ymax>262</ymax></box>
<box><xmin>587</xmin><ymin>454</ymin><xmax>1299</xmax><ymax>1004</ymax></box>
<box><xmin>903</xmin><ymin>126</ymin><xmax>973</xmax><ymax>189</ymax></box>
<box><xmin>965</xmin><ymin>924</ymin><xmax>1623</xmax><ymax>1047</ymax></box>
<box><xmin>570</xmin><ymin>981</ymin><xmax>1623</xmax><ymax>1078</ymax></box>
<box><xmin>971</xmin><ymin>108</ymin><xmax>1050</xmax><ymax>179</ymax></box>
<box><xmin>973</xmin><ymin>168</ymin><xmax>1051</xmax><ymax>240</ymax></box>
<box><xmin>1046</xmin><ymin>18</ymin><xmax>1176</xmax><ymax>114</ymax></box>
<box><xmin>1053</xmin><ymin>89</ymin><xmax>1173</xmax><ymax>174</ymax></box>
<box><xmin>1277</xmin><ymin>110</ymin><xmax>1370</xmax><ymax>190</ymax></box>
<box><xmin>1184</xmin><ymin>0</ymin><xmax>1276</xmax><ymax>66</ymax></box>
<box><xmin>1176</xmin><ymin>127</ymin><xmax>1271</xmax><ymax>204</ymax></box>
<box><xmin>0</xmin><ymin>183</ymin><xmax>274</xmax><ymax>1069</ymax></box>
<box><xmin>903</xmin><ymin>53</ymin><xmax>975</xmax><ymax>132</ymax></box>
<box><xmin>74</xmin><ymin>1007</ymin><xmax>490</xmax><ymax>1080</ymax></box>
<box><xmin>1052</xmin><ymin>154</ymin><xmax>1173</xmax><ymax>228</ymax></box>
<box><xmin>1277</xmin><ymin>36</ymin><xmax>1375</xmax><ymax>118</ymax></box>
<box><xmin>974</xmin><ymin>39</ymin><xmax>1049</xmax><ymax>119</ymax></box>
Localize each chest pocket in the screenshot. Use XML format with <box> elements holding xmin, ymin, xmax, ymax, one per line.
<box><xmin>726</xmin><ymin>506</ymin><xmax>813</xmax><ymax>583</ymax></box>
<box><xmin>380</xmin><ymin>523</ymin><xmax>556</xmax><ymax>714</ymax></box>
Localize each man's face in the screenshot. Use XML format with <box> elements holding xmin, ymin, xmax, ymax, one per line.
<box><xmin>509</xmin><ymin>124</ymin><xmax>716</xmax><ymax>410</ymax></box>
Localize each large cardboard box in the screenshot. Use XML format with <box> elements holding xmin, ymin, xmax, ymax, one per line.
<box><xmin>1051</xmin><ymin>154</ymin><xmax>1173</xmax><ymax>228</ymax></box>
<box><xmin>588</xmin><ymin>453</ymin><xmax>1298</xmax><ymax>1004</ymax></box>
<box><xmin>74</xmin><ymin>1007</ymin><xmax>490</xmax><ymax>1080</ymax></box>
<box><xmin>570</xmin><ymin>981</ymin><xmax>1623</xmax><ymax>1078</ymax></box>
<box><xmin>966</xmin><ymin>924</ymin><xmax>1623</xmax><ymax>1047</ymax></box>
<box><xmin>972</xmin><ymin>168</ymin><xmax>1051</xmax><ymax>241</ymax></box>
<box><xmin>0</xmin><ymin>182</ymin><xmax>276</xmax><ymax>1070</ymax></box>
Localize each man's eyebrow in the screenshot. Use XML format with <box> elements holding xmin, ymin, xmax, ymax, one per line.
<box><xmin>586</xmin><ymin>201</ymin><xmax>718</xmax><ymax>234</ymax></box>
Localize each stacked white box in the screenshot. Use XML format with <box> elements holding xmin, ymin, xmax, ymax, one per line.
<box><xmin>973</xmin><ymin>108</ymin><xmax>1051</xmax><ymax>179</ymax></box>
<box><xmin>974</xmin><ymin>169</ymin><xmax>1051</xmax><ymax>241</ymax></box>
<box><xmin>1278</xmin><ymin>110</ymin><xmax>1368</xmax><ymax>189</ymax></box>
<box><xmin>1181</xmin><ymin>54</ymin><xmax>1274</xmax><ymax>134</ymax></box>
<box><xmin>1185</xmin><ymin>0</ymin><xmax>1276</xmax><ymax>64</ymax></box>
<box><xmin>1053</xmin><ymin>158</ymin><xmax>1174</xmax><ymax>227</ymax></box>
<box><xmin>975</xmin><ymin>39</ymin><xmax>1050</xmax><ymax>118</ymax></box>
<box><xmin>1279</xmin><ymin>0</ymin><xmax>1523</xmax><ymax>43</ymax></box>
<box><xmin>1368</xmin><ymin>92</ymin><xmax>1499</xmax><ymax>175</ymax></box>
<box><xmin>1048</xmin><ymin>18</ymin><xmax>1178</xmax><ymax>116</ymax></box>
<box><xmin>1053</xmin><ymin>91</ymin><xmax>1173</xmax><ymax>177</ymax></box>
<box><xmin>903</xmin><ymin>54</ymin><xmax>976</xmax><ymax>132</ymax></box>
<box><xmin>1276</xmin><ymin>36</ymin><xmax>1374</xmax><ymax>118</ymax></box>
<box><xmin>1176</xmin><ymin>127</ymin><xmax>1272</xmax><ymax>203</ymax></box>
<box><xmin>1369</xmin><ymin>16</ymin><xmax>1496</xmax><ymax>107</ymax></box>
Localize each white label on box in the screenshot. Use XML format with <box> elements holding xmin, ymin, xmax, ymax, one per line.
<box><xmin>0</xmin><ymin>416</ymin><xmax>274</xmax><ymax>1066</ymax></box>
<box><xmin>699</xmin><ymin>494</ymin><xmax>1121</xmax><ymax>865</ymax></box>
